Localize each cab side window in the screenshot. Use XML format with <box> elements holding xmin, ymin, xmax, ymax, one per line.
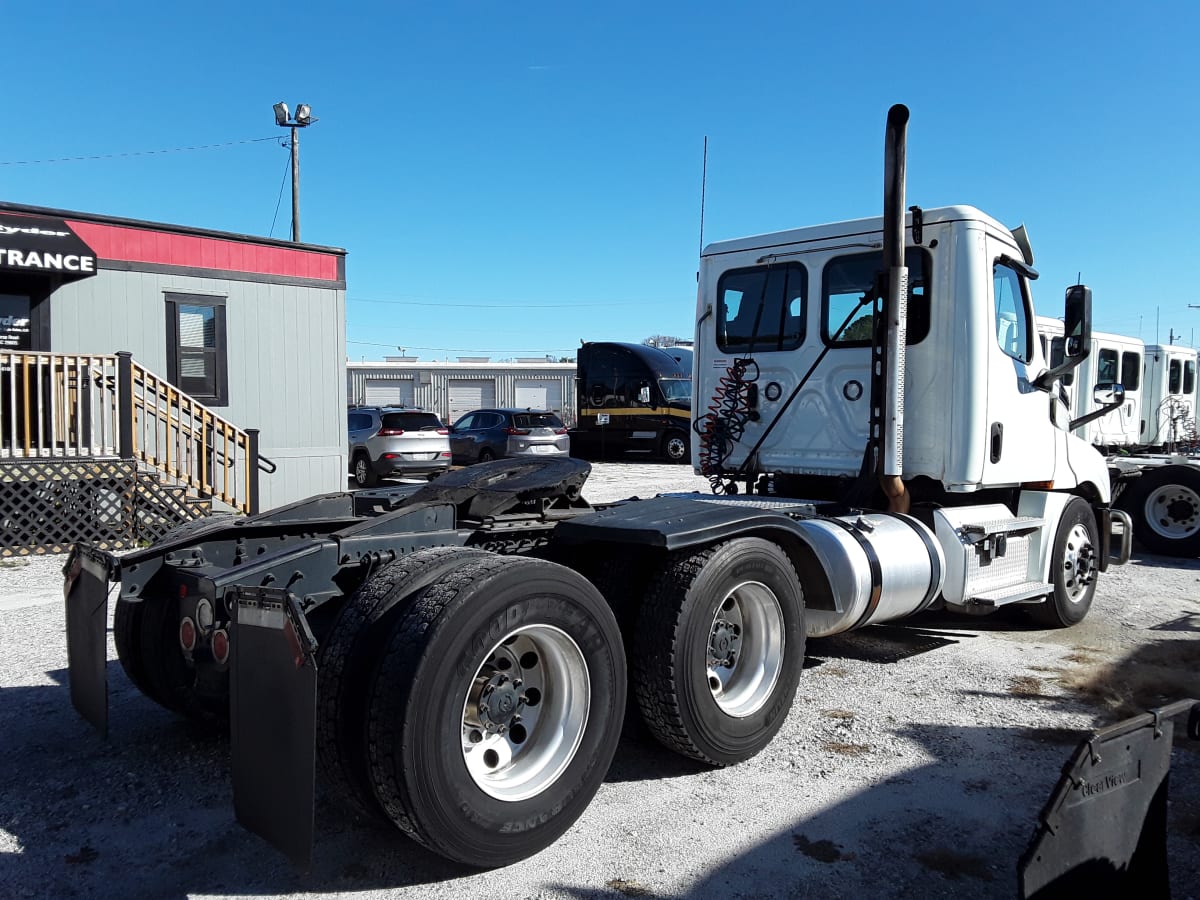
<box><xmin>1097</xmin><ymin>349</ymin><xmax>1119</xmax><ymax>384</ymax></box>
<box><xmin>822</xmin><ymin>249</ymin><xmax>931</xmax><ymax>346</ymax></box>
<box><xmin>717</xmin><ymin>262</ymin><xmax>806</xmax><ymax>353</ymax></box>
<box><xmin>1121</xmin><ymin>351</ymin><xmax>1141</xmax><ymax>391</ymax></box>
<box><xmin>993</xmin><ymin>262</ymin><xmax>1032</xmax><ymax>363</ymax></box>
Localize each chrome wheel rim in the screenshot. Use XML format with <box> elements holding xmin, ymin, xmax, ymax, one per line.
<box><xmin>706</xmin><ymin>580</ymin><xmax>784</xmax><ymax>717</ymax></box>
<box><xmin>354</xmin><ymin>458</ymin><xmax>368</xmax><ymax>484</ymax></box>
<box><xmin>1060</xmin><ymin>523</ymin><xmax>1097</xmax><ymax>603</ymax></box>
<box><xmin>460</xmin><ymin>624</ymin><xmax>589</xmax><ymax>801</ymax></box>
<box><xmin>666</xmin><ymin>436</ymin><xmax>687</xmax><ymax>460</ymax></box>
<box><xmin>1145</xmin><ymin>483</ymin><xmax>1200</xmax><ymax>540</ymax></box>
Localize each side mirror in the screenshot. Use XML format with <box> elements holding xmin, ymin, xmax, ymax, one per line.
<box><xmin>1093</xmin><ymin>382</ymin><xmax>1125</xmax><ymax>407</ymax></box>
<box><xmin>1071</xmin><ymin>381</ymin><xmax>1125</xmax><ymax>431</ymax></box>
<box><xmin>1035</xmin><ymin>284</ymin><xmax>1093</xmax><ymax>390</ymax></box>
<box><xmin>1062</xmin><ymin>285</ymin><xmax>1091</xmax><ymax>360</ymax></box>
<box><xmin>638</xmin><ymin>385</ymin><xmax>651</xmax><ymax>404</ymax></box>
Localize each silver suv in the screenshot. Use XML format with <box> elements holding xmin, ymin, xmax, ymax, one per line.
<box><xmin>347</xmin><ymin>407</ymin><xmax>451</xmax><ymax>487</ymax></box>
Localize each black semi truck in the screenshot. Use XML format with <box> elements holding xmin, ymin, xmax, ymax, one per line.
<box><xmin>569</xmin><ymin>341</ymin><xmax>692</xmax><ymax>462</ymax></box>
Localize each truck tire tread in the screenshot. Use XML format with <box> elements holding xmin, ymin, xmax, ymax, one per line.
<box><xmin>316</xmin><ymin>545</ymin><xmax>489</xmax><ymax>823</ymax></box>
<box><xmin>1030</xmin><ymin>496</ymin><xmax>1098</xmax><ymax>628</ymax></box>
<box><xmin>634</xmin><ymin>547</ymin><xmax>718</xmax><ymax>762</ymax></box>
<box><xmin>633</xmin><ymin>538</ymin><xmax>804</xmax><ymax>767</ymax></box>
<box><xmin>113</xmin><ymin>599</ymin><xmax>157</xmax><ymax>702</ymax></box>
<box><xmin>1117</xmin><ymin>464</ymin><xmax>1200</xmax><ymax>557</ymax></box>
<box><xmin>366</xmin><ymin>555</ymin><xmax>625</xmax><ymax>866</ymax></box>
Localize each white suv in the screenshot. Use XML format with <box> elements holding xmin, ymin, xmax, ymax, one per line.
<box><xmin>347</xmin><ymin>407</ymin><xmax>452</xmax><ymax>487</ymax></box>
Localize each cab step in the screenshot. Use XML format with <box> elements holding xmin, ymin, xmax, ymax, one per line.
<box><xmin>964</xmin><ymin>580</ymin><xmax>1052</xmax><ymax>611</ymax></box>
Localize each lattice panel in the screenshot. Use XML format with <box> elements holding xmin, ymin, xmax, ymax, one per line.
<box><xmin>0</xmin><ymin>460</ymin><xmax>138</xmax><ymax>556</ymax></box>
<box><xmin>0</xmin><ymin>460</ymin><xmax>211</xmax><ymax>556</ymax></box>
<box><xmin>134</xmin><ymin>471</ymin><xmax>210</xmax><ymax>545</ymax></box>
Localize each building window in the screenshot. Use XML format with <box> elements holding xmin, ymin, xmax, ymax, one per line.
<box><xmin>165</xmin><ymin>293</ymin><xmax>227</xmax><ymax>406</ymax></box>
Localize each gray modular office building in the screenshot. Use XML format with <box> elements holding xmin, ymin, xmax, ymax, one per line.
<box><xmin>0</xmin><ymin>201</ymin><xmax>348</xmax><ymax>512</ymax></box>
<box><xmin>348</xmin><ymin>359</ymin><xmax>576</xmax><ymax>426</ymax></box>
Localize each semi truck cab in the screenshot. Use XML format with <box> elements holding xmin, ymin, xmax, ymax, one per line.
<box><xmin>694</xmin><ymin>205</ymin><xmax>1111</xmax><ymax>504</ymax></box>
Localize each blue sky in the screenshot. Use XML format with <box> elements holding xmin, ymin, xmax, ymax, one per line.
<box><xmin>4</xmin><ymin>2</ymin><xmax>1198</xmax><ymax>359</ymax></box>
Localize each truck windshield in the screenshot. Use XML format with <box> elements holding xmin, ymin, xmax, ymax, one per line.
<box><xmin>659</xmin><ymin>378</ymin><xmax>691</xmax><ymax>402</ymax></box>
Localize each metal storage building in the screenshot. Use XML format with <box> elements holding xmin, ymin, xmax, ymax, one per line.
<box><xmin>1</xmin><ymin>201</ymin><xmax>347</xmax><ymax>520</ymax></box>
<box><xmin>348</xmin><ymin>358</ymin><xmax>576</xmax><ymax>426</ymax></box>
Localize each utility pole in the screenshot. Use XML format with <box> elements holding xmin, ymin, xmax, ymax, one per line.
<box><xmin>272</xmin><ymin>102</ymin><xmax>318</xmax><ymax>242</ymax></box>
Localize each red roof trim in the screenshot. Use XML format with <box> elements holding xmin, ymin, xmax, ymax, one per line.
<box><xmin>65</xmin><ymin>219</ymin><xmax>340</xmax><ymax>282</ymax></box>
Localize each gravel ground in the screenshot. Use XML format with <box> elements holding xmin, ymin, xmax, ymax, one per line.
<box><xmin>1</xmin><ymin>461</ymin><xmax>1198</xmax><ymax>899</ymax></box>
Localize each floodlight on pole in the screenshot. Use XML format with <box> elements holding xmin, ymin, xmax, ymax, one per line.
<box><xmin>272</xmin><ymin>100</ymin><xmax>318</xmax><ymax>242</ymax></box>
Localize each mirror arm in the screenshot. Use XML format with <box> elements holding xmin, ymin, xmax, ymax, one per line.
<box><xmin>1070</xmin><ymin>396</ymin><xmax>1124</xmax><ymax>431</ymax></box>
<box><xmin>1034</xmin><ymin>345</ymin><xmax>1091</xmax><ymax>391</ymax></box>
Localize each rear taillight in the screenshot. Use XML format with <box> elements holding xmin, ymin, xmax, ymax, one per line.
<box><xmin>439</xmin><ymin>451</ymin><xmax>451</xmax><ymax>458</ymax></box>
<box><xmin>505</xmin><ymin>427</ymin><xmax>531</xmax><ymax>435</ymax></box>
<box><xmin>382</xmin><ymin>453</ymin><xmax>397</xmax><ymax>460</ymax></box>
<box><xmin>179</xmin><ymin>617</ymin><xmax>197</xmax><ymax>653</ymax></box>
<box><xmin>212</xmin><ymin>628</ymin><xmax>230</xmax><ymax>665</ymax></box>
<box><xmin>377</xmin><ymin>428</ymin><xmax>404</xmax><ymax>436</ymax></box>
<box><xmin>554</xmin><ymin>427</ymin><xmax>568</xmax><ymax>435</ymax></box>
<box><xmin>437</xmin><ymin>427</ymin><xmax>449</xmax><ymax>435</ymax></box>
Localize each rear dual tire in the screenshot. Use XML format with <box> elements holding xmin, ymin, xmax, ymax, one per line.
<box><xmin>316</xmin><ymin>547</ymin><xmax>491</xmax><ymax>822</ymax></box>
<box><xmin>321</xmin><ymin>552</ymin><xmax>625</xmax><ymax>867</ymax></box>
<box><xmin>633</xmin><ymin>537</ymin><xmax>805</xmax><ymax>766</ymax></box>
<box><xmin>1117</xmin><ymin>465</ymin><xmax>1200</xmax><ymax>557</ymax></box>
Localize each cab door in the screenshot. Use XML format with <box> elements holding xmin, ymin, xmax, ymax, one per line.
<box><xmin>982</xmin><ymin>249</ymin><xmax>1054</xmax><ymax>485</ymax></box>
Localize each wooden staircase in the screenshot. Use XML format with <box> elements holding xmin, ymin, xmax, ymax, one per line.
<box><xmin>0</xmin><ymin>350</ymin><xmax>266</xmax><ymax>556</ymax></box>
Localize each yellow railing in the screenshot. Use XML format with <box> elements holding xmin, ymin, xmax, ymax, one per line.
<box><xmin>0</xmin><ymin>350</ymin><xmax>259</xmax><ymax>513</ymax></box>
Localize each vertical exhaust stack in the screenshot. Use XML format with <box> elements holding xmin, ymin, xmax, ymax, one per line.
<box><xmin>880</xmin><ymin>104</ymin><xmax>910</xmax><ymax>513</ymax></box>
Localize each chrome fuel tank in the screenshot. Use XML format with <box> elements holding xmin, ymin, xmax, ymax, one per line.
<box><xmin>798</xmin><ymin>512</ymin><xmax>944</xmax><ymax>638</ymax></box>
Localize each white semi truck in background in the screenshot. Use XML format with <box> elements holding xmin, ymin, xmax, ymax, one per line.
<box><xmin>1035</xmin><ymin>318</ymin><xmax>1200</xmax><ymax>555</ymax></box>
<box><xmin>65</xmin><ymin>105</ymin><xmax>1140</xmax><ymax>876</ymax></box>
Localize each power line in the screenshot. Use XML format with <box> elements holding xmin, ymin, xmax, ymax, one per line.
<box><xmin>348</xmin><ymin>339</ymin><xmax>576</xmax><ymax>353</ymax></box>
<box><xmin>349</xmin><ymin>296</ymin><xmax>651</xmax><ymax>309</ymax></box>
<box><xmin>0</xmin><ymin>135</ymin><xmax>281</xmax><ymax>166</ymax></box>
<box><xmin>268</xmin><ymin>150</ymin><xmax>292</xmax><ymax>238</ymax></box>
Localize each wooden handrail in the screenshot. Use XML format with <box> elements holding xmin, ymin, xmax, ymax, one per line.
<box><xmin>0</xmin><ymin>350</ymin><xmax>261</xmax><ymax>514</ymax></box>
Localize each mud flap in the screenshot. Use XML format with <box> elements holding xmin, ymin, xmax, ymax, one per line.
<box><xmin>63</xmin><ymin>545</ymin><xmax>114</xmax><ymax>737</ymax></box>
<box><xmin>1019</xmin><ymin>699</ymin><xmax>1200</xmax><ymax>898</ymax></box>
<box><xmin>230</xmin><ymin>587</ymin><xmax>318</xmax><ymax>868</ymax></box>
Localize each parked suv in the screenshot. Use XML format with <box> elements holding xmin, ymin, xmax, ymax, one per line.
<box><xmin>347</xmin><ymin>407</ymin><xmax>451</xmax><ymax>487</ymax></box>
<box><xmin>448</xmin><ymin>408</ymin><xmax>570</xmax><ymax>464</ymax></box>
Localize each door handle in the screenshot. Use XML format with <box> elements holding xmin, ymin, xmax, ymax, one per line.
<box><xmin>990</xmin><ymin>422</ymin><xmax>1004</xmax><ymax>463</ymax></box>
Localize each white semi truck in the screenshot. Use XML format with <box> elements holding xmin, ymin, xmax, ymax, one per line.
<box><xmin>64</xmin><ymin>104</ymin><xmax>1135</xmax><ymax>870</ymax></box>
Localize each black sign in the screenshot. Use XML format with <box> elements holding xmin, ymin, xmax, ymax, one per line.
<box><xmin>0</xmin><ymin>214</ymin><xmax>97</xmax><ymax>281</ymax></box>
<box><xmin>0</xmin><ymin>294</ymin><xmax>31</xmax><ymax>350</ymax></box>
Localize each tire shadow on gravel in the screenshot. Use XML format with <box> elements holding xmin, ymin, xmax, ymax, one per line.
<box><xmin>8</xmin><ymin>657</ymin><xmax>728</xmax><ymax>898</ymax></box>
<box><xmin>0</xmin><ymin>663</ymin><xmax>504</xmax><ymax>899</ymax></box>
<box><xmin>548</xmin><ymin>720</ymin><xmax>1200</xmax><ymax>900</ymax></box>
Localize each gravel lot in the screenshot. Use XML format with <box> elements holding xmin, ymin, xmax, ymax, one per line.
<box><xmin>1</xmin><ymin>461</ymin><xmax>1198</xmax><ymax>899</ymax></box>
